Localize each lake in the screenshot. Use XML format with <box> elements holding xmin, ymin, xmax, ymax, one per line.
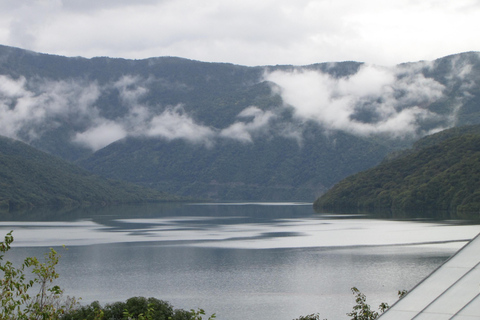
<box><xmin>1</xmin><ymin>202</ymin><xmax>479</xmax><ymax>320</ymax></box>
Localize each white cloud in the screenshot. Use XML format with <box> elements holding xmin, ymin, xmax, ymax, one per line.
<box><xmin>0</xmin><ymin>73</ymin><xmax>275</xmax><ymax>150</ymax></box>
<box><xmin>113</xmin><ymin>75</ymin><xmax>149</xmax><ymax>104</ymax></box>
<box><xmin>0</xmin><ymin>0</ymin><xmax>478</xmax><ymax>66</ymax></box>
<box><xmin>0</xmin><ymin>75</ymin><xmax>101</xmax><ymax>141</ymax></box>
<box><xmin>4</xmin><ymin>0</ymin><xmax>62</xmax><ymax>50</ymax></box>
<box><xmin>145</xmin><ymin>106</ymin><xmax>216</xmax><ymax>145</ymax></box>
<box><xmin>264</xmin><ymin>64</ymin><xmax>447</xmax><ymax>137</ymax></box>
<box><xmin>336</xmin><ymin>65</ymin><xmax>395</xmax><ymax>97</ymax></box>
<box><xmin>0</xmin><ymin>75</ymin><xmax>28</xmax><ymax>97</ymax></box>
<box><xmin>0</xmin><ymin>52</ymin><xmax>471</xmax><ymax>153</ymax></box>
<box><xmin>73</xmin><ymin>120</ymin><xmax>127</xmax><ymax>151</ymax></box>
<box><xmin>220</xmin><ymin>106</ymin><xmax>275</xmax><ymax>142</ymax></box>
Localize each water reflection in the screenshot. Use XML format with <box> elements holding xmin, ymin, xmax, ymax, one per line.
<box><xmin>1</xmin><ymin>203</ymin><xmax>479</xmax><ymax>320</ymax></box>
<box><xmin>1</xmin><ymin>203</ymin><xmax>479</xmax><ymax>249</ymax></box>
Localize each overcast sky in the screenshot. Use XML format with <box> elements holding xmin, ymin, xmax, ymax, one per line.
<box><xmin>1</xmin><ymin>0</ymin><xmax>479</xmax><ymax>66</ymax></box>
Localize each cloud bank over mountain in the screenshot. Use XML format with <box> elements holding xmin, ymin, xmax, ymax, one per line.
<box><xmin>0</xmin><ymin>72</ymin><xmax>276</xmax><ymax>151</ymax></box>
<box><xmin>2</xmin><ymin>47</ymin><xmax>480</xmax><ymax>201</ymax></box>
<box><xmin>264</xmin><ymin>64</ymin><xmax>452</xmax><ymax>138</ymax></box>
<box><xmin>0</xmin><ymin>49</ymin><xmax>478</xmax><ymax>154</ymax></box>
<box><xmin>0</xmin><ymin>75</ymin><xmax>100</xmax><ymax>142</ymax></box>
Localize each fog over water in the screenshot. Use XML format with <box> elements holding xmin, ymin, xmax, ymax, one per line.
<box><xmin>1</xmin><ymin>203</ymin><xmax>478</xmax><ymax>320</ymax></box>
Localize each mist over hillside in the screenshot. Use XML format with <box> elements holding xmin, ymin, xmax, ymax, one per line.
<box><xmin>1</xmin><ymin>45</ymin><xmax>479</xmax><ymax>200</ymax></box>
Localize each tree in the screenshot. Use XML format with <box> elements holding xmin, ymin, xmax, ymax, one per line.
<box><xmin>0</xmin><ymin>231</ymin><xmax>78</xmax><ymax>319</ymax></box>
<box><xmin>293</xmin><ymin>313</ymin><xmax>325</xmax><ymax>320</ymax></box>
<box><xmin>188</xmin><ymin>308</ymin><xmax>216</xmax><ymax>320</ymax></box>
<box><xmin>64</xmin><ymin>301</ymin><xmax>214</xmax><ymax>320</ymax></box>
<box><xmin>346</xmin><ymin>287</ymin><xmax>389</xmax><ymax>320</ymax></box>
<box><xmin>293</xmin><ymin>287</ymin><xmax>407</xmax><ymax>320</ymax></box>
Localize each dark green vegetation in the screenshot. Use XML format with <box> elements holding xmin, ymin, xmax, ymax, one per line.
<box><xmin>0</xmin><ymin>231</ymin><xmax>75</xmax><ymax>319</ymax></box>
<box><xmin>1</xmin><ymin>45</ymin><xmax>480</xmax><ymax>201</ymax></box>
<box><xmin>78</xmin><ymin>129</ymin><xmax>389</xmax><ymax>201</ymax></box>
<box><xmin>314</xmin><ymin>125</ymin><xmax>480</xmax><ymax>215</ymax></box>
<box><xmin>60</xmin><ymin>297</ymin><xmax>194</xmax><ymax>320</ymax></box>
<box><xmin>294</xmin><ymin>287</ymin><xmax>406</xmax><ymax>320</ymax></box>
<box><xmin>0</xmin><ymin>135</ymin><xmax>178</xmax><ymax>212</ymax></box>
<box><xmin>67</xmin><ymin>288</ymin><xmax>393</xmax><ymax>320</ymax></box>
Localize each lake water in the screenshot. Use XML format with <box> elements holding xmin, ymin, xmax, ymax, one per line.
<box><xmin>1</xmin><ymin>202</ymin><xmax>479</xmax><ymax>320</ymax></box>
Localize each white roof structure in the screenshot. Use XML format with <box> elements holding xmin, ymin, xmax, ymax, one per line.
<box><xmin>379</xmin><ymin>232</ymin><xmax>480</xmax><ymax>319</ymax></box>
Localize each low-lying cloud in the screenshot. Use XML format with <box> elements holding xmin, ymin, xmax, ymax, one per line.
<box><xmin>0</xmin><ymin>74</ymin><xmax>214</xmax><ymax>151</ymax></box>
<box><xmin>265</xmin><ymin>64</ymin><xmax>448</xmax><ymax>138</ymax></box>
<box><xmin>74</xmin><ymin>104</ymin><xmax>276</xmax><ymax>150</ymax></box>
<box><xmin>0</xmin><ymin>59</ymin><xmax>473</xmax><ymax>153</ymax></box>
<box><xmin>145</xmin><ymin>106</ymin><xmax>216</xmax><ymax>144</ymax></box>
<box><xmin>220</xmin><ymin>106</ymin><xmax>275</xmax><ymax>143</ymax></box>
<box><xmin>0</xmin><ymin>72</ymin><xmax>282</xmax><ymax>151</ymax></box>
<box><xmin>73</xmin><ymin>120</ymin><xmax>127</xmax><ymax>151</ymax></box>
<box><xmin>0</xmin><ymin>75</ymin><xmax>100</xmax><ymax>141</ymax></box>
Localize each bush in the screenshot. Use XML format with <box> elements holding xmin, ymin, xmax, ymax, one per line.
<box><xmin>293</xmin><ymin>287</ymin><xmax>407</xmax><ymax>320</ymax></box>
<box><xmin>0</xmin><ymin>231</ymin><xmax>78</xmax><ymax>319</ymax></box>
<box><xmin>61</xmin><ymin>297</ymin><xmax>195</xmax><ymax>320</ymax></box>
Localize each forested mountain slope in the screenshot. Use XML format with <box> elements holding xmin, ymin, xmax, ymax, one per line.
<box><xmin>1</xmin><ymin>45</ymin><xmax>480</xmax><ymax>200</ymax></box>
<box><xmin>314</xmin><ymin>125</ymin><xmax>480</xmax><ymax>213</ymax></box>
<box><xmin>78</xmin><ymin>126</ymin><xmax>389</xmax><ymax>200</ymax></box>
<box><xmin>0</xmin><ymin>135</ymin><xmax>177</xmax><ymax>212</ymax></box>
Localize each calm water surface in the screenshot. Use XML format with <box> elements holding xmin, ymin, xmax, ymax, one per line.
<box><xmin>1</xmin><ymin>203</ymin><xmax>479</xmax><ymax>320</ymax></box>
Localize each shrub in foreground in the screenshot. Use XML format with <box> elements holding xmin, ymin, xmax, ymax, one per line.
<box><xmin>60</xmin><ymin>297</ymin><xmax>193</xmax><ymax>320</ymax></box>
<box><xmin>0</xmin><ymin>231</ymin><xmax>78</xmax><ymax>319</ymax></box>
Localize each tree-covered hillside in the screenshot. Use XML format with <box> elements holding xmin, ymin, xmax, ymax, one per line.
<box><xmin>314</xmin><ymin>125</ymin><xmax>480</xmax><ymax>214</ymax></box>
<box><xmin>78</xmin><ymin>125</ymin><xmax>390</xmax><ymax>201</ymax></box>
<box><xmin>1</xmin><ymin>45</ymin><xmax>480</xmax><ymax>201</ymax></box>
<box><xmin>0</xmin><ymin>136</ymin><xmax>178</xmax><ymax>212</ymax></box>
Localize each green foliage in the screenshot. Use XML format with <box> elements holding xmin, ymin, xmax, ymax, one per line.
<box><xmin>293</xmin><ymin>287</ymin><xmax>406</xmax><ymax>320</ymax></box>
<box><xmin>346</xmin><ymin>287</ymin><xmax>387</xmax><ymax>320</ymax></box>
<box><xmin>122</xmin><ymin>302</ymin><xmax>155</xmax><ymax>320</ymax></box>
<box><xmin>0</xmin><ymin>136</ymin><xmax>180</xmax><ymax>212</ymax></box>
<box><xmin>292</xmin><ymin>313</ymin><xmax>325</xmax><ymax>320</ymax></box>
<box><xmin>0</xmin><ymin>231</ymin><xmax>78</xmax><ymax>319</ymax></box>
<box><xmin>188</xmin><ymin>308</ymin><xmax>216</xmax><ymax>320</ymax></box>
<box><xmin>79</xmin><ymin>128</ymin><xmax>390</xmax><ymax>201</ymax></box>
<box><xmin>397</xmin><ymin>290</ymin><xmax>407</xmax><ymax>299</ymax></box>
<box><xmin>61</xmin><ymin>297</ymin><xmax>201</xmax><ymax>320</ymax></box>
<box><xmin>314</xmin><ymin>125</ymin><xmax>480</xmax><ymax>216</ymax></box>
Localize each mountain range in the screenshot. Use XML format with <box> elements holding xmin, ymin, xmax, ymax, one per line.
<box><xmin>314</xmin><ymin>124</ymin><xmax>480</xmax><ymax>216</ymax></box>
<box><xmin>1</xmin><ymin>45</ymin><xmax>480</xmax><ymax>201</ymax></box>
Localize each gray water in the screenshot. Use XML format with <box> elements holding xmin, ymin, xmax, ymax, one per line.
<box><xmin>1</xmin><ymin>202</ymin><xmax>479</xmax><ymax>320</ymax></box>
